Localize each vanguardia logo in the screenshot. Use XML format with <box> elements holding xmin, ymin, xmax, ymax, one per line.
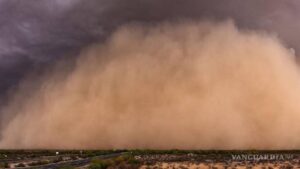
<box><xmin>231</xmin><ymin>154</ymin><xmax>294</xmax><ymax>161</ymax></box>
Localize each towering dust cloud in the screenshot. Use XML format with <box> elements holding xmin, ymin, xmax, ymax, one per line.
<box><xmin>1</xmin><ymin>21</ymin><xmax>300</xmax><ymax>149</ymax></box>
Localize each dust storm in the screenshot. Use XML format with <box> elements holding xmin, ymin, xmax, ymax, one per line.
<box><xmin>1</xmin><ymin>21</ymin><xmax>300</xmax><ymax>149</ymax></box>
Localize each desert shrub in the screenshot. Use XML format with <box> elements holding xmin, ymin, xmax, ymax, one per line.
<box><xmin>114</xmin><ymin>156</ymin><xmax>127</xmax><ymax>164</ymax></box>
<box><xmin>53</xmin><ymin>159</ymin><xmax>61</xmax><ymax>163</ymax></box>
<box><xmin>28</xmin><ymin>160</ymin><xmax>49</xmax><ymax>166</ymax></box>
<box><xmin>126</xmin><ymin>156</ymin><xmax>140</xmax><ymax>165</ymax></box>
<box><xmin>86</xmin><ymin>151</ymin><xmax>97</xmax><ymax>157</ymax></box>
<box><xmin>0</xmin><ymin>162</ymin><xmax>9</xmax><ymax>168</ymax></box>
<box><xmin>52</xmin><ymin>156</ymin><xmax>64</xmax><ymax>163</ymax></box>
<box><xmin>70</xmin><ymin>155</ymin><xmax>78</xmax><ymax>160</ymax></box>
<box><xmin>89</xmin><ymin>159</ymin><xmax>110</xmax><ymax>169</ymax></box>
<box><xmin>88</xmin><ymin>154</ymin><xmax>141</xmax><ymax>169</ymax></box>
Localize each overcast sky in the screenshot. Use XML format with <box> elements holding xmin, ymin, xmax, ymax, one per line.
<box><xmin>1</xmin><ymin>0</ymin><xmax>300</xmax><ymax>100</ymax></box>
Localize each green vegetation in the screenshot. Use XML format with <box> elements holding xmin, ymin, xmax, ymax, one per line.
<box><xmin>89</xmin><ymin>159</ymin><xmax>111</xmax><ymax>169</ymax></box>
<box><xmin>0</xmin><ymin>150</ymin><xmax>126</xmax><ymax>158</ymax></box>
<box><xmin>28</xmin><ymin>160</ymin><xmax>50</xmax><ymax>166</ymax></box>
<box><xmin>88</xmin><ymin>153</ymin><xmax>140</xmax><ymax>169</ymax></box>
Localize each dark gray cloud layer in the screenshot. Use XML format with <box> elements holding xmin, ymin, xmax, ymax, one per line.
<box><xmin>1</xmin><ymin>0</ymin><xmax>300</xmax><ymax>100</ymax></box>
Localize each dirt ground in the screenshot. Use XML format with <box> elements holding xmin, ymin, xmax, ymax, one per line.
<box><xmin>140</xmin><ymin>161</ymin><xmax>298</xmax><ymax>169</ymax></box>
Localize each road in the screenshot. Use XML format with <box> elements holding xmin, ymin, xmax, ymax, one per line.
<box><xmin>15</xmin><ymin>152</ymin><xmax>127</xmax><ymax>169</ymax></box>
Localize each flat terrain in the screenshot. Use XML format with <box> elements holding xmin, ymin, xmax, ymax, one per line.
<box><xmin>0</xmin><ymin>150</ymin><xmax>299</xmax><ymax>169</ymax></box>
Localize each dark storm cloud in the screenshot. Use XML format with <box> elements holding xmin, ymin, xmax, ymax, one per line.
<box><xmin>0</xmin><ymin>0</ymin><xmax>101</xmax><ymax>96</ymax></box>
<box><xmin>1</xmin><ymin>0</ymin><xmax>300</xmax><ymax>99</ymax></box>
